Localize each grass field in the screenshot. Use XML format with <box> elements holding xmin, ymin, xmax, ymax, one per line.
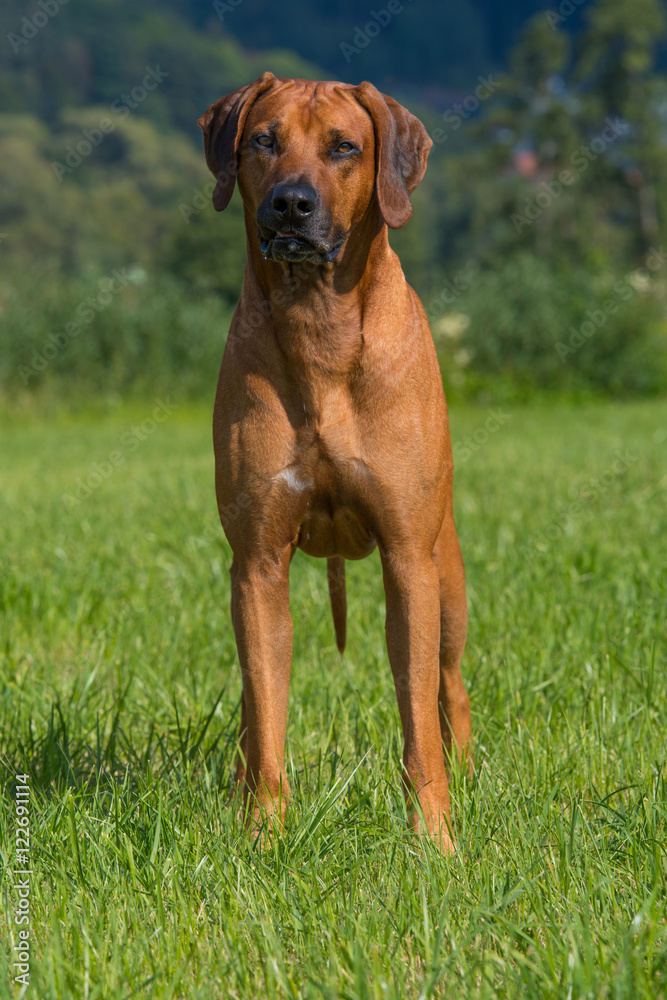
<box><xmin>1</xmin><ymin>397</ymin><xmax>666</xmax><ymax>999</ymax></box>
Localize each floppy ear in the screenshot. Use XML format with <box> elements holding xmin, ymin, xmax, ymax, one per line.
<box><xmin>198</xmin><ymin>71</ymin><xmax>276</xmax><ymax>211</ymax></box>
<box><xmin>354</xmin><ymin>82</ymin><xmax>433</xmax><ymax>229</ymax></box>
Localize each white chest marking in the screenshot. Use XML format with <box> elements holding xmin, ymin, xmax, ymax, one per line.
<box><xmin>274</xmin><ymin>467</ymin><xmax>312</xmax><ymax>492</ymax></box>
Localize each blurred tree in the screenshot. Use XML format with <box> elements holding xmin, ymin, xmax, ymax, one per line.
<box><xmin>575</xmin><ymin>0</ymin><xmax>667</xmax><ymax>249</ymax></box>
<box><xmin>159</xmin><ymin>191</ymin><xmax>246</xmax><ymax>305</ymax></box>
<box><xmin>421</xmin><ymin>0</ymin><xmax>667</xmax><ymax>398</ymax></box>
<box><xmin>501</xmin><ymin>15</ymin><xmax>580</xmax><ymax>257</ymax></box>
<box><xmin>0</xmin><ymin>110</ymin><xmax>209</xmax><ymax>274</ymax></box>
<box><xmin>0</xmin><ymin>0</ymin><xmax>320</xmax><ymax>139</ymax></box>
<box><xmin>2</xmin><ymin>0</ymin><xmax>667</xmax><ymax>401</ymax></box>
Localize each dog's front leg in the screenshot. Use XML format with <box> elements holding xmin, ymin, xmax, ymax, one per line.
<box><xmin>381</xmin><ymin>548</ymin><xmax>455</xmax><ymax>853</ymax></box>
<box><xmin>230</xmin><ymin>547</ymin><xmax>293</xmax><ymax>830</ymax></box>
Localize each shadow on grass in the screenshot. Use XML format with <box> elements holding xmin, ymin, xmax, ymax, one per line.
<box><xmin>0</xmin><ymin>684</ymin><xmax>241</xmax><ymax>803</ymax></box>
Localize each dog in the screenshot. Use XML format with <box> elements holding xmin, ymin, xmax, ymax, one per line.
<box><xmin>198</xmin><ymin>73</ymin><xmax>470</xmax><ymax>852</ymax></box>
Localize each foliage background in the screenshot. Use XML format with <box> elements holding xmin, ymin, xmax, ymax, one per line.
<box><xmin>1</xmin><ymin>6</ymin><xmax>666</xmax><ymax>998</ymax></box>
<box><xmin>2</xmin><ymin>0</ymin><xmax>667</xmax><ymax>404</ymax></box>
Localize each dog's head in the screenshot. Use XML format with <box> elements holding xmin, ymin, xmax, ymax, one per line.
<box><xmin>198</xmin><ymin>73</ymin><xmax>432</xmax><ymax>265</ymax></box>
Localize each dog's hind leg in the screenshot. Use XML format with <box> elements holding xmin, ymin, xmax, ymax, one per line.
<box><xmin>381</xmin><ymin>547</ymin><xmax>454</xmax><ymax>852</ymax></box>
<box><xmin>431</xmin><ymin>513</ymin><xmax>471</xmax><ymax>765</ymax></box>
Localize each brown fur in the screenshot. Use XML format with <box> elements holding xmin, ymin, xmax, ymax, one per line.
<box><xmin>199</xmin><ymin>73</ymin><xmax>471</xmax><ymax>852</ymax></box>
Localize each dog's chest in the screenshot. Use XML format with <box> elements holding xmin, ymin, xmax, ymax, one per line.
<box><xmin>273</xmin><ymin>390</ymin><xmax>378</xmax><ymax>560</ymax></box>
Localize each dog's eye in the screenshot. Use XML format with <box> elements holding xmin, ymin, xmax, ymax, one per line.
<box><xmin>255</xmin><ymin>135</ymin><xmax>273</xmax><ymax>148</ymax></box>
<box><xmin>335</xmin><ymin>141</ymin><xmax>356</xmax><ymax>154</ymax></box>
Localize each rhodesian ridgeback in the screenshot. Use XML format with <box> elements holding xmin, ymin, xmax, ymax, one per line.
<box><xmin>198</xmin><ymin>73</ymin><xmax>470</xmax><ymax>852</ymax></box>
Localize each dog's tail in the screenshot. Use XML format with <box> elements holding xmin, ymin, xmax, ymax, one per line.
<box><xmin>327</xmin><ymin>556</ymin><xmax>346</xmax><ymax>655</ymax></box>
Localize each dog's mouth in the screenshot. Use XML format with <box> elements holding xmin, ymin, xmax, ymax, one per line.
<box><xmin>258</xmin><ymin>228</ymin><xmax>342</xmax><ymax>264</ymax></box>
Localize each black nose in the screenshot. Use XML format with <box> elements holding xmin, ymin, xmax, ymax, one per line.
<box><xmin>270</xmin><ymin>183</ymin><xmax>317</xmax><ymax>222</ymax></box>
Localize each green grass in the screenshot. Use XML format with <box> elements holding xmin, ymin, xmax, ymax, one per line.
<box><xmin>1</xmin><ymin>397</ymin><xmax>666</xmax><ymax>999</ymax></box>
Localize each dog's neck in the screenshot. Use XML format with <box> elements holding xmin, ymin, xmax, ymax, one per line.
<box><xmin>239</xmin><ymin>202</ymin><xmax>402</xmax><ymax>377</ymax></box>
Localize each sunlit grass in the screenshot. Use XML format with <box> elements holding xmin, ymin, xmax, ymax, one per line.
<box><xmin>1</xmin><ymin>398</ymin><xmax>666</xmax><ymax>998</ymax></box>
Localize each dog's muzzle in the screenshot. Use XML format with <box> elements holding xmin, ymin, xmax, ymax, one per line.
<box><xmin>258</xmin><ymin>232</ymin><xmax>342</xmax><ymax>264</ymax></box>
<box><xmin>256</xmin><ymin>182</ymin><xmax>343</xmax><ymax>265</ymax></box>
